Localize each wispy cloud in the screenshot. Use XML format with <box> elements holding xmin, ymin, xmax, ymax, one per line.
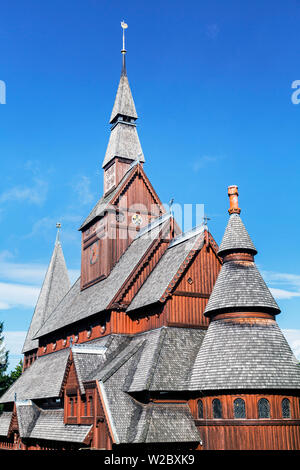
<box><xmin>262</xmin><ymin>270</ymin><xmax>300</xmax><ymax>300</ymax></box>
<box><xmin>73</xmin><ymin>175</ymin><xmax>95</xmax><ymax>206</ymax></box>
<box><xmin>0</xmin><ymin>282</ymin><xmax>40</xmax><ymax>309</ymax></box>
<box><xmin>282</xmin><ymin>329</ymin><xmax>300</xmax><ymax>360</ymax></box>
<box><xmin>0</xmin><ymin>252</ymin><xmax>79</xmax><ymax>309</ymax></box>
<box><xmin>0</xmin><ymin>178</ymin><xmax>48</xmax><ymax>206</ymax></box>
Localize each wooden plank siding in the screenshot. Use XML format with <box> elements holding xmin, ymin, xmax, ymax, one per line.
<box><xmin>189</xmin><ymin>393</ymin><xmax>300</xmax><ymax>450</ymax></box>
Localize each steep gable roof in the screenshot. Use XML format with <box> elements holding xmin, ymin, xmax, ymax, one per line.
<box><xmin>22</xmin><ymin>240</ymin><xmax>70</xmax><ymax>353</ymax></box>
<box><xmin>34</xmin><ymin>220</ymin><xmax>168</xmax><ymax>339</ymax></box>
<box><xmin>0</xmin><ymin>348</ymin><xmax>70</xmax><ymax>403</ymax></box>
<box><xmin>127</xmin><ymin>226</ymin><xmax>206</xmax><ymax>312</ymax></box>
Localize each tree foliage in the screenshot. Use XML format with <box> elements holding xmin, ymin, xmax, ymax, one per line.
<box><xmin>0</xmin><ymin>322</ymin><xmax>23</xmax><ymax>402</ymax></box>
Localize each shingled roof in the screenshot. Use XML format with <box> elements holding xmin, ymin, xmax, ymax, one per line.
<box><xmin>109</xmin><ymin>72</ymin><xmax>138</xmax><ymax>124</ymax></box>
<box><xmin>93</xmin><ymin>328</ymin><xmax>201</xmax><ymax>444</ymax></box>
<box><xmin>103</xmin><ymin>121</ymin><xmax>144</xmax><ymax>169</ymax></box>
<box><xmin>127</xmin><ymin>226</ymin><xmax>206</xmax><ymax>312</ymax></box>
<box><xmin>34</xmin><ymin>220</ymin><xmax>168</xmax><ymax>339</ymax></box>
<box><xmin>218</xmin><ymin>213</ymin><xmax>257</xmax><ymax>257</ymax></box>
<box><xmin>22</xmin><ymin>239</ymin><xmax>70</xmax><ymax>353</ymax></box>
<box><xmin>204</xmin><ymin>260</ymin><xmax>280</xmax><ymax>316</ymax></box>
<box><xmin>0</xmin><ymin>348</ymin><xmax>70</xmax><ymax>403</ymax></box>
<box><xmin>189</xmin><ymin>319</ymin><xmax>300</xmax><ymax>391</ymax></box>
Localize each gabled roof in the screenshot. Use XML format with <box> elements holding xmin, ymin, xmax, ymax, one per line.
<box><xmin>34</xmin><ymin>221</ymin><xmax>168</xmax><ymax>339</ymax></box>
<box><xmin>15</xmin><ymin>400</ymin><xmax>40</xmax><ymax>437</ymax></box>
<box><xmin>128</xmin><ymin>327</ymin><xmax>206</xmax><ymax>393</ymax></box>
<box><xmin>79</xmin><ymin>164</ymin><xmax>136</xmax><ymax>230</ymax></box>
<box><xmin>28</xmin><ymin>409</ymin><xmax>92</xmax><ymax>444</ymax></box>
<box><xmin>189</xmin><ymin>319</ymin><xmax>300</xmax><ymax>391</ymax></box>
<box><xmin>0</xmin><ymin>412</ymin><xmax>12</xmax><ymax>436</ymax></box>
<box><xmin>22</xmin><ymin>239</ymin><xmax>70</xmax><ymax>353</ymax></box>
<box><xmin>218</xmin><ymin>213</ymin><xmax>257</xmax><ymax>256</ymax></box>
<box><xmin>0</xmin><ymin>348</ymin><xmax>70</xmax><ymax>403</ymax></box>
<box><xmin>94</xmin><ymin>327</ymin><xmax>201</xmax><ymax>444</ymax></box>
<box><xmin>110</xmin><ymin>73</ymin><xmax>138</xmax><ymax>124</ymax></box>
<box><xmin>127</xmin><ymin>227</ymin><xmax>206</xmax><ymax>312</ymax></box>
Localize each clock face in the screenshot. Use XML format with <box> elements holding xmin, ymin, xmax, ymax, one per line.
<box><xmin>89</xmin><ymin>241</ymin><xmax>99</xmax><ymax>265</ymax></box>
<box><xmin>132</xmin><ymin>213</ymin><xmax>143</xmax><ymax>226</ymax></box>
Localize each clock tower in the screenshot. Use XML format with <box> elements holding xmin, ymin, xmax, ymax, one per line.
<box><xmin>79</xmin><ymin>32</ymin><xmax>164</xmax><ymax>290</ymax></box>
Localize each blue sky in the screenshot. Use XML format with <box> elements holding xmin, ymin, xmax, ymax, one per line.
<box><xmin>1</xmin><ymin>0</ymin><xmax>300</xmax><ymax>370</ymax></box>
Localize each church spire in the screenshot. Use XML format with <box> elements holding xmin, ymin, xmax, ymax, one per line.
<box><xmin>102</xmin><ymin>22</ymin><xmax>144</xmax><ymax>169</ymax></box>
<box><xmin>22</xmin><ymin>229</ymin><xmax>71</xmax><ymax>354</ymax></box>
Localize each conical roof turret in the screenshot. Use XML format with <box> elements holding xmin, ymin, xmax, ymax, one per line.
<box><xmin>189</xmin><ymin>186</ymin><xmax>300</xmax><ymax>392</ymax></box>
<box><xmin>204</xmin><ymin>186</ymin><xmax>280</xmax><ymax>317</ymax></box>
<box><xmin>22</xmin><ymin>232</ymin><xmax>70</xmax><ymax>353</ymax></box>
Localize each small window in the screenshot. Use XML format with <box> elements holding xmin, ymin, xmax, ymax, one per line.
<box><xmin>197</xmin><ymin>399</ymin><xmax>203</xmax><ymax>419</ymax></box>
<box><xmin>258</xmin><ymin>398</ymin><xmax>270</xmax><ymax>418</ymax></box>
<box><xmin>234</xmin><ymin>398</ymin><xmax>246</xmax><ymax>419</ymax></box>
<box><xmin>281</xmin><ymin>398</ymin><xmax>291</xmax><ymax>419</ymax></box>
<box><xmin>212</xmin><ymin>399</ymin><xmax>222</xmax><ymax>419</ymax></box>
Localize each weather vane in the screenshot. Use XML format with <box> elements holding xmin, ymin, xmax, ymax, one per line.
<box><xmin>121</xmin><ymin>20</ymin><xmax>128</xmax><ymax>54</ymax></box>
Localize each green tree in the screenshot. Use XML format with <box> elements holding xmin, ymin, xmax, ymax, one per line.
<box><xmin>0</xmin><ymin>321</ymin><xmax>10</xmax><ymax>398</ymax></box>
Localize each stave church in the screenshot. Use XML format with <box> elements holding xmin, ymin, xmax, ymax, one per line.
<box><xmin>0</xmin><ymin>26</ymin><xmax>300</xmax><ymax>451</ymax></box>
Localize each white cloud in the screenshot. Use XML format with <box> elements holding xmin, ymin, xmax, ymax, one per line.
<box><xmin>269</xmin><ymin>288</ymin><xmax>300</xmax><ymax>300</ymax></box>
<box><xmin>282</xmin><ymin>329</ymin><xmax>300</xmax><ymax>360</ymax></box>
<box><xmin>0</xmin><ymin>178</ymin><xmax>48</xmax><ymax>206</ymax></box>
<box><xmin>73</xmin><ymin>175</ymin><xmax>95</xmax><ymax>206</ymax></box>
<box><xmin>0</xmin><ymin>251</ymin><xmax>47</xmax><ymax>285</ymax></box>
<box><xmin>0</xmin><ymin>282</ymin><xmax>40</xmax><ymax>309</ymax></box>
<box><xmin>3</xmin><ymin>331</ymin><xmax>27</xmax><ymax>355</ymax></box>
<box><xmin>261</xmin><ymin>270</ymin><xmax>300</xmax><ymax>300</ymax></box>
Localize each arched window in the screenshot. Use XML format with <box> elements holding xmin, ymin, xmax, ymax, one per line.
<box><xmin>281</xmin><ymin>398</ymin><xmax>291</xmax><ymax>418</ymax></box>
<box><xmin>234</xmin><ymin>398</ymin><xmax>246</xmax><ymax>418</ymax></box>
<box><xmin>258</xmin><ymin>398</ymin><xmax>270</xmax><ymax>418</ymax></box>
<box><xmin>197</xmin><ymin>399</ymin><xmax>203</xmax><ymax>419</ymax></box>
<box><xmin>212</xmin><ymin>399</ymin><xmax>222</xmax><ymax>419</ymax></box>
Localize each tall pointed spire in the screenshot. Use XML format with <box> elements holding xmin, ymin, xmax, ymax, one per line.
<box><xmin>102</xmin><ymin>22</ymin><xmax>144</xmax><ymax>169</ymax></box>
<box><xmin>22</xmin><ymin>230</ymin><xmax>71</xmax><ymax>353</ymax></box>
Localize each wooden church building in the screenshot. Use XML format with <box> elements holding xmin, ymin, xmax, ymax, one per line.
<box><xmin>0</xmin><ymin>32</ymin><xmax>300</xmax><ymax>451</ymax></box>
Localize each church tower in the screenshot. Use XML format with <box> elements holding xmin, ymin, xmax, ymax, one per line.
<box><xmin>79</xmin><ymin>25</ymin><xmax>164</xmax><ymax>290</ymax></box>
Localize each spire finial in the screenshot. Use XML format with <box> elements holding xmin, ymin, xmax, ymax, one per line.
<box><xmin>121</xmin><ymin>20</ymin><xmax>128</xmax><ymax>75</ymax></box>
<box><xmin>228</xmin><ymin>185</ymin><xmax>241</xmax><ymax>215</ymax></box>
<box><xmin>56</xmin><ymin>222</ymin><xmax>61</xmax><ymax>242</ymax></box>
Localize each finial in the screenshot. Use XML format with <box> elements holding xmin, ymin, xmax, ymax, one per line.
<box><xmin>56</xmin><ymin>222</ymin><xmax>61</xmax><ymax>242</ymax></box>
<box><xmin>228</xmin><ymin>185</ymin><xmax>241</xmax><ymax>215</ymax></box>
<box><xmin>202</xmin><ymin>215</ymin><xmax>211</xmax><ymax>226</ymax></box>
<box><xmin>121</xmin><ymin>21</ymin><xmax>128</xmax><ymax>75</ymax></box>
